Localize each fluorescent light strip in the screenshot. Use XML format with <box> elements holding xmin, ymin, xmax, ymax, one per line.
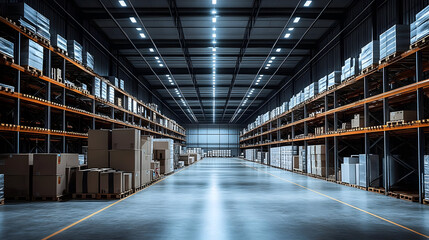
<box><xmin>304</xmin><ymin>1</ymin><xmax>312</xmax><ymax>7</ymax></box>
<box><xmin>129</xmin><ymin>17</ymin><xmax>136</xmax><ymax>23</ymax></box>
<box><xmin>119</xmin><ymin>0</ymin><xmax>127</xmax><ymax>7</ymax></box>
<box><xmin>293</xmin><ymin>17</ymin><xmax>300</xmax><ymax>23</ymax></box>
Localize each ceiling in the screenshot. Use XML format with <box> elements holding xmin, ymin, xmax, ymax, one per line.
<box><xmin>74</xmin><ymin>0</ymin><xmax>354</xmax><ymax>124</ymax></box>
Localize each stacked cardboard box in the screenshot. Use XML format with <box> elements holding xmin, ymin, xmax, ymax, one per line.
<box><xmin>33</xmin><ymin>154</ymin><xmax>66</xmax><ymax>198</ymax></box>
<box><xmin>341</xmin><ymin>58</ymin><xmax>358</xmax><ymax>81</ymax></box>
<box><xmin>21</xmin><ymin>39</ymin><xmax>43</xmax><ymax>71</ymax></box>
<box><xmin>307</xmin><ymin>145</ymin><xmax>326</xmax><ymax>176</ymax></box>
<box><xmin>299</xmin><ymin>146</ymin><xmax>306</xmax><ymax>171</ymax></box>
<box><xmin>411</xmin><ymin>21</ymin><xmax>417</xmax><ymax>45</ymax></box>
<box><xmin>424</xmin><ymin>155</ymin><xmax>429</xmax><ymax>200</ymax></box>
<box><xmin>9</xmin><ymin>3</ymin><xmax>50</xmax><ymax>40</ymax></box>
<box><xmin>3</xmin><ymin>154</ymin><xmax>33</xmax><ymax>199</ymax></box>
<box><xmin>67</xmin><ymin>40</ymin><xmax>83</xmax><ymax>62</ymax></box>
<box><xmin>140</xmin><ymin>136</ymin><xmax>153</xmax><ymax>186</ymax></box>
<box><xmin>358</xmin><ymin>154</ymin><xmax>380</xmax><ymax>187</ymax></box>
<box><xmin>83</xmin><ymin>52</ymin><xmax>94</xmax><ymax>70</ymax></box>
<box><xmin>270</xmin><ymin>147</ymin><xmax>280</xmax><ymax>167</ymax></box>
<box><xmin>328</xmin><ymin>71</ymin><xmax>341</xmax><ymax>88</ymax></box>
<box><xmin>101</xmin><ymin>80</ymin><xmax>107</xmax><ymax>101</ymax></box>
<box><xmin>76</xmin><ymin>168</ymin><xmax>104</xmax><ymax>194</ymax></box>
<box><xmin>110</xmin><ymin>129</ymin><xmax>141</xmax><ymax>189</ymax></box>
<box><xmin>351</xmin><ymin>114</ymin><xmax>364</xmax><ymax>128</ymax></box>
<box><xmin>0</xmin><ymin>37</ymin><xmax>14</xmax><ymax>58</ymax></box>
<box><xmin>87</xmin><ymin>129</ymin><xmax>111</xmax><ymax>168</ymax></box>
<box><xmin>120</xmin><ymin>79</ymin><xmax>125</xmax><ymax>90</ymax></box>
<box><xmin>36</xmin><ymin>11</ymin><xmax>50</xmax><ymax>40</ymax></box>
<box><xmin>93</xmin><ymin>77</ymin><xmax>101</xmax><ymax>98</ymax></box>
<box><xmin>293</xmin><ymin>156</ymin><xmax>300</xmax><ymax>170</ymax></box>
<box><xmin>109</xmin><ymin>86</ymin><xmax>115</xmax><ymax>104</ymax></box>
<box><xmin>245</xmin><ymin>149</ymin><xmax>256</xmax><ymax>161</ymax></box>
<box><xmin>389</xmin><ymin>110</ymin><xmax>416</xmax><ymax>122</ymax></box>
<box><xmin>99</xmin><ymin>170</ymin><xmax>130</xmax><ymax>194</ymax></box>
<box><xmin>359</xmin><ymin>41</ymin><xmax>379</xmax><ymax>71</ymax></box>
<box><xmin>416</xmin><ymin>6</ymin><xmax>429</xmax><ymax>41</ymax></box>
<box><xmin>179</xmin><ymin>154</ymin><xmax>193</xmax><ymax>166</ymax></box>
<box><xmin>341</xmin><ymin>156</ymin><xmax>359</xmax><ymax>184</ymax></box>
<box><xmin>62</xmin><ymin>154</ymin><xmax>81</xmax><ymax>195</ymax></box>
<box><xmin>318</xmin><ymin>76</ymin><xmax>327</xmax><ymax>93</ymax></box>
<box><xmin>153</xmin><ymin>139</ymin><xmax>174</xmax><ymax>174</ymax></box>
<box><xmin>379</xmin><ymin>25</ymin><xmax>409</xmax><ymax>60</ymax></box>
<box><xmin>52</xmin><ymin>34</ymin><xmax>67</xmax><ymax>53</ymax></box>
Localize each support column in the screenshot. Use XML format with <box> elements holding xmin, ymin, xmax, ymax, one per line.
<box><xmin>15</xmin><ymin>33</ymin><xmax>21</xmax><ymax>153</ymax></box>
<box><xmin>383</xmin><ymin>68</ymin><xmax>390</xmax><ymax>195</ymax></box>
<box><xmin>325</xmin><ymin>95</ymin><xmax>329</xmax><ymax>178</ymax></box>
<box><xmin>62</xmin><ymin>59</ymin><xmax>66</xmax><ymax>152</ymax></box>
<box><xmin>364</xmin><ymin>76</ymin><xmax>370</xmax><ymax>189</ymax></box>
<box><xmin>416</xmin><ymin>51</ymin><xmax>425</xmax><ymax>203</ymax></box>
<box><xmin>45</xmin><ymin>50</ymin><xmax>51</xmax><ymax>153</ymax></box>
<box><xmin>333</xmin><ymin>91</ymin><xmax>339</xmax><ymax>181</ymax></box>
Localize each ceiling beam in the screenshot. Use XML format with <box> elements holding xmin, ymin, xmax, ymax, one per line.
<box><xmin>82</xmin><ymin>7</ymin><xmax>345</xmax><ymax>20</ymax></box>
<box><xmin>150</xmin><ymin>83</ymin><xmax>278</xmax><ymax>89</ymax></box>
<box><xmin>168</xmin><ymin>0</ymin><xmax>206</xmax><ymax>120</ymax></box>
<box><xmin>136</xmin><ymin>67</ymin><xmax>294</xmax><ymax>75</ymax></box>
<box><xmin>221</xmin><ymin>0</ymin><xmax>261</xmax><ymax>121</ymax></box>
<box><xmin>111</xmin><ymin>39</ymin><xmax>317</xmax><ymax>49</ymax></box>
<box><xmin>164</xmin><ymin>96</ymin><xmax>266</xmax><ymax>101</ymax></box>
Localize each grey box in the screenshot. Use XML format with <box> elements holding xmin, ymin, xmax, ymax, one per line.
<box><xmin>358</xmin><ymin>154</ymin><xmax>380</xmax><ymax>187</ymax></box>
<box><xmin>67</xmin><ymin>40</ymin><xmax>83</xmax><ymax>62</ymax></box>
<box><xmin>93</xmin><ymin>77</ymin><xmax>101</xmax><ymax>97</ymax></box>
<box><xmin>389</xmin><ymin>110</ymin><xmax>416</xmax><ymax>122</ymax></box>
<box><xmin>0</xmin><ymin>37</ymin><xmax>14</xmax><ymax>58</ymax></box>
<box><xmin>21</xmin><ymin>38</ymin><xmax>43</xmax><ymax>71</ymax></box>
<box><xmin>83</xmin><ymin>52</ymin><xmax>94</xmax><ymax>70</ymax></box>
<box><xmin>52</xmin><ymin>34</ymin><xmax>67</xmax><ymax>53</ymax></box>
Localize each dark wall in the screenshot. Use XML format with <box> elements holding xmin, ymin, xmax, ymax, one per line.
<box><xmin>245</xmin><ymin>0</ymin><xmax>429</xmax><ymax>125</ymax></box>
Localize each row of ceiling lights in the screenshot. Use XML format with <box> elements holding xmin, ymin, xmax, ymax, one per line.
<box><xmin>118</xmin><ymin>0</ymin><xmax>197</xmax><ymax>122</ymax></box>
<box><xmin>232</xmin><ymin>0</ymin><xmax>312</xmax><ymax>122</ymax></box>
<box><xmin>212</xmin><ymin>0</ymin><xmax>217</xmax><ymax>122</ymax></box>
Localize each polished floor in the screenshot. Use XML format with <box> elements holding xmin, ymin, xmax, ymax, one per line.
<box><xmin>1</xmin><ymin>158</ymin><xmax>429</xmax><ymax>240</ymax></box>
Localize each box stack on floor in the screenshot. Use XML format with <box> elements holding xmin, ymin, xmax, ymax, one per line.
<box><xmin>245</xmin><ymin>149</ymin><xmax>256</xmax><ymax>161</ymax></box>
<box><xmin>306</xmin><ymin>145</ymin><xmax>326</xmax><ymax>177</ymax></box>
<box><xmin>179</xmin><ymin>154</ymin><xmax>194</xmax><ymax>166</ymax></box>
<box><xmin>341</xmin><ymin>154</ymin><xmax>380</xmax><ymax>186</ymax></box>
<box><xmin>153</xmin><ymin>139</ymin><xmax>174</xmax><ymax>175</ymax></box>
<box><xmin>298</xmin><ymin>146</ymin><xmax>306</xmax><ymax>171</ymax></box>
<box><xmin>270</xmin><ymin>147</ymin><xmax>280</xmax><ymax>167</ymax></box>
<box><xmin>280</xmin><ymin>146</ymin><xmax>298</xmax><ymax>170</ymax></box>
<box><xmin>2</xmin><ymin>154</ymin><xmax>33</xmax><ymax>200</ymax></box>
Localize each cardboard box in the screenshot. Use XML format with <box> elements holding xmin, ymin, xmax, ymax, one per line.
<box><xmin>33</xmin><ymin>154</ymin><xmax>66</xmax><ymax>176</ymax></box>
<box><xmin>76</xmin><ymin>169</ymin><xmax>104</xmax><ymax>194</ymax></box>
<box><xmin>61</xmin><ymin>153</ymin><xmax>80</xmax><ymax>168</ymax></box>
<box><xmin>141</xmin><ymin>154</ymin><xmax>151</xmax><ymax>186</ymax></box>
<box><xmin>88</xmin><ymin>149</ymin><xmax>109</xmax><ymax>168</ymax></box>
<box><xmin>33</xmin><ymin>175</ymin><xmax>66</xmax><ymax>197</ymax></box>
<box><xmin>112</xmin><ymin>129</ymin><xmax>141</xmax><ymax>150</ymax></box>
<box><xmin>123</xmin><ymin>173</ymin><xmax>132</xmax><ymax>191</ymax></box>
<box><xmin>154</xmin><ymin>149</ymin><xmax>169</xmax><ymax>160</ymax></box>
<box><xmin>3</xmin><ymin>154</ymin><xmax>33</xmax><ymax>175</ymax></box>
<box><xmin>293</xmin><ymin>156</ymin><xmax>300</xmax><ymax>169</ymax></box>
<box><xmin>100</xmin><ymin>171</ymin><xmax>123</xmax><ymax>194</ymax></box>
<box><xmin>110</xmin><ymin>150</ymin><xmax>140</xmax><ymax>172</ymax></box>
<box><xmin>4</xmin><ymin>175</ymin><xmax>31</xmax><ymax>197</ymax></box>
<box><xmin>88</xmin><ymin>129</ymin><xmax>111</xmax><ymax>150</ymax></box>
<box><xmin>315</xmin><ymin>145</ymin><xmax>325</xmax><ymax>155</ymax></box>
<box><xmin>141</xmin><ymin>136</ymin><xmax>153</xmax><ymax>156</ymax></box>
<box><xmin>389</xmin><ymin>110</ymin><xmax>416</xmax><ymax>122</ymax></box>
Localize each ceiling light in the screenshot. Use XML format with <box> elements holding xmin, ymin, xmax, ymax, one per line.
<box><xmin>276</xmin><ymin>48</ymin><xmax>281</xmax><ymax>52</ymax></box>
<box><xmin>139</xmin><ymin>33</ymin><xmax>146</xmax><ymax>38</ymax></box>
<box><xmin>257</xmin><ymin>79</ymin><xmax>260</xmax><ymax>82</ymax></box>
<box><xmin>212</xmin><ymin>33</ymin><xmax>216</xmax><ymax>38</ymax></box>
<box><xmin>212</xmin><ymin>10</ymin><xmax>217</xmax><ymax>14</ymax></box>
<box><xmin>166</xmin><ymin>74</ymin><xmax>169</xmax><ymax>77</ymax></box>
<box><xmin>155</xmin><ymin>57</ymin><xmax>159</xmax><ymax>60</ymax></box>
<box><xmin>212</xmin><ymin>17</ymin><xmax>217</xmax><ymax>23</ymax></box>
<box><xmin>178</xmin><ymin>95</ymin><xmax>181</xmax><ymax>97</ymax></box>
<box><xmin>129</xmin><ymin>17</ymin><xmax>136</xmax><ymax>23</ymax></box>
<box><xmin>213</xmin><ymin>56</ymin><xmax>216</xmax><ymax>59</ymax></box>
<box><xmin>212</xmin><ymin>0</ymin><xmax>217</xmax><ymax>4</ymax></box>
<box><xmin>149</xmin><ymin>48</ymin><xmax>154</xmax><ymax>52</ymax></box>
<box><xmin>212</xmin><ymin>40</ymin><xmax>217</xmax><ymax>44</ymax></box>
<box><xmin>267</xmin><ymin>64</ymin><xmax>271</xmax><ymax>66</ymax></box>
<box><xmin>255</xmin><ymin>82</ymin><xmax>259</xmax><ymax>85</ymax></box>
<box><xmin>260</xmin><ymin>75</ymin><xmax>263</xmax><ymax>77</ymax></box>
<box><xmin>170</xmin><ymin>82</ymin><xmax>174</xmax><ymax>85</ymax></box>
<box><xmin>269</xmin><ymin>60</ymin><xmax>273</xmax><ymax>63</ymax></box>
<box><xmin>288</xmin><ymin>28</ymin><xmax>294</xmax><ymax>31</ymax></box>
<box><xmin>212</xmin><ymin>48</ymin><xmax>216</xmax><ymax>51</ymax></box>
<box><xmin>293</xmin><ymin>17</ymin><xmax>300</xmax><ymax>23</ymax></box>
<box><xmin>119</xmin><ymin>0</ymin><xmax>127</xmax><ymax>7</ymax></box>
<box><xmin>136</xmin><ymin>28</ymin><xmax>142</xmax><ymax>31</ymax></box>
<box><xmin>169</xmin><ymin>79</ymin><xmax>172</xmax><ymax>82</ymax></box>
<box><xmin>213</xmin><ymin>60</ymin><xmax>216</xmax><ymax>63</ymax></box>
<box><xmin>159</xmin><ymin>64</ymin><xmax>164</xmax><ymax>67</ymax></box>
<box><xmin>271</xmin><ymin>57</ymin><xmax>276</xmax><ymax>60</ymax></box>
<box><xmin>284</xmin><ymin>33</ymin><xmax>291</xmax><ymax>38</ymax></box>
<box><xmin>157</xmin><ymin>60</ymin><xmax>161</xmax><ymax>63</ymax></box>
<box><xmin>212</xmin><ymin>27</ymin><xmax>216</xmax><ymax>31</ymax></box>
<box><xmin>304</xmin><ymin>0</ymin><xmax>312</xmax><ymax>7</ymax></box>
<box><xmin>265</xmin><ymin>67</ymin><xmax>269</xmax><ymax>69</ymax></box>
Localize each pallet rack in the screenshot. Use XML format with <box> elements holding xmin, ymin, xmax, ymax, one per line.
<box><xmin>0</xmin><ymin>16</ymin><xmax>186</xmax><ymax>154</ymax></box>
<box><xmin>240</xmin><ymin>37</ymin><xmax>429</xmax><ymax>204</ymax></box>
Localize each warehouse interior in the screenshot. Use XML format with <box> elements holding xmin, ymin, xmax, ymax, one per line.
<box><xmin>1</xmin><ymin>0</ymin><xmax>429</xmax><ymax>239</ymax></box>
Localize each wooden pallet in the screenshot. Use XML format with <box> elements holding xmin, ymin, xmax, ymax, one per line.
<box><xmin>0</xmin><ymin>85</ymin><xmax>14</xmax><ymax>93</ymax></box>
<box><xmin>6</xmin><ymin>196</ymin><xmax>30</xmax><ymax>201</ymax></box>
<box><xmin>368</xmin><ymin>187</ymin><xmax>385</xmax><ymax>194</ymax></box>
<box><xmin>32</xmin><ymin>195</ymin><xmax>63</xmax><ymax>201</ymax></box>
<box><xmin>399</xmin><ymin>192</ymin><xmax>419</xmax><ymax>202</ymax></box>
<box><xmin>410</xmin><ymin>34</ymin><xmax>429</xmax><ymax>49</ymax></box>
<box><xmin>23</xmin><ymin>65</ymin><xmax>42</xmax><ymax>76</ymax></box>
<box><xmin>386</xmin><ymin>120</ymin><xmax>405</xmax><ymax>127</ymax></box>
<box><xmin>0</xmin><ymin>198</ymin><xmax>4</xmax><ymax>205</ymax></box>
<box><xmin>361</xmin><ymin>64</ymin><xmax>378</xmax><ymax>75</ymax></box>
<box><xmin>423</xmin><ymin>199</ymin><xmax>429</xmax><ymax>205</ymax></box>
<box><xmin>349</xmin><ymin>184</ymin><xmax>366</xmax><ymax>190</ymax></box>
<box><xmin>0</xmin><ymin>53</ymin><xmax>14</xmax><ymax>63</ymax></box>
<box><xmin>54</xmin><ymin>47</ymin><xmax>68</xmax><ymax>56</ymax></box>
<box><xmin>379</xmin><ymin>52</ymin><xmax>401</xmax><ymax>65</ymax></box>
<box><xmin>97</xmin><ymin>190</ymin><xmax>132</xmax><ymax>200</ymax></box>
<box><xmin>388</xmin><ymin>191</ymin><xmax>401</xmax><ymax>199</ymax></box>
<box><xmin>72</xmin><ymin>193</ymin><xmax>97</xmax><ymax>199</ymax></box>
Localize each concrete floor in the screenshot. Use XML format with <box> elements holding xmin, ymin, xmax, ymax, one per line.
<box><xmin>1</xmin><ymin>158</ymin><xmax>429</xmax><ymax>240</ymax></box>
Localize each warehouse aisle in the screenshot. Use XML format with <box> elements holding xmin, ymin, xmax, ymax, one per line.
<box><xmin>1</xmin><ymin>158</ymin><xmax>429</xmax><ymax>240</ymax></box>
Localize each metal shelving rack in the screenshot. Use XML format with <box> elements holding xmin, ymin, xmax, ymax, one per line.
<box><xmin>0</xmin><ymin>16</ymin><xmax>186</xmax><ymax>154</ymax></box>
<box><xmin>239</xmin><ymin>37</ymin><xmax>429</xmax><ymax>204</ymax></box>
